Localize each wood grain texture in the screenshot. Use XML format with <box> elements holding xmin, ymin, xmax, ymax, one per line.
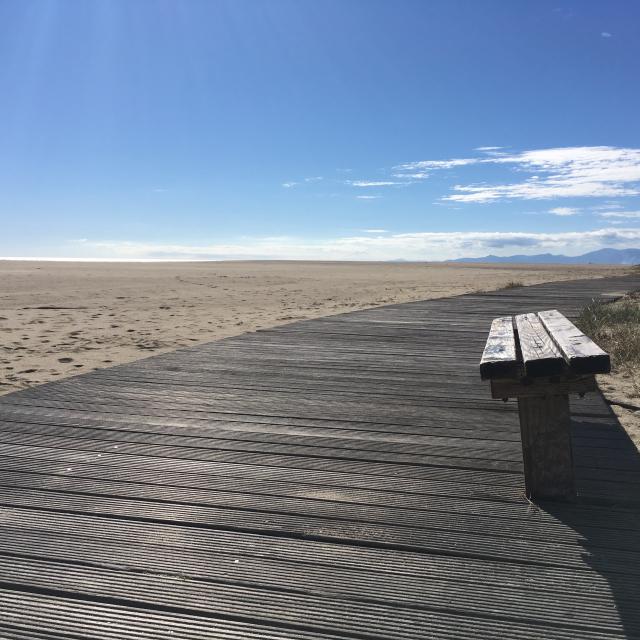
<box><xmin>491</xmin><ymin>375</ymin><xmax>597</xmax><ymax>399</ymax></box>
<box><xmin>515</xmin><ymin>312</ymin><xmax>566</xmax><ymax>377</ymax></box>
<box><xmin>518</xmin><ymin>394</ymin><xmax>575</xmax><ymax>500</ymax></box>
<box><xmin>479</xmin><ymin>316</ymin><xmax>520</xmax><ymax>380</ymax></box>
<box><xmin>538</xmin><ymin>309</ymin><xmax>611</xmax><ymax>374</ymax></box>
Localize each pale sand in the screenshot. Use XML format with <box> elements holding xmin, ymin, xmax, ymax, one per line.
<box><xmin>0</xmin><ymin>260</ymin><xmax>629</xmax><ymax>397</ymax></box>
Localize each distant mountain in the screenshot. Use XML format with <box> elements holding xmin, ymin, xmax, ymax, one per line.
<box><xmin>452</xmin><ymin>248</ymin><xmax>640</xmax><ymax>265</ymax></box>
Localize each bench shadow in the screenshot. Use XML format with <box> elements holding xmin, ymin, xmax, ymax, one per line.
<box><xmin>538</xmin><ymin>401</ymin><xmax>640</xmax><ymax>638</ymax></box>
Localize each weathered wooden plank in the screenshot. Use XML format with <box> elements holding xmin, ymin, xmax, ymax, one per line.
<box><xmin>518</xmin><ymin>394</ymin><xmax>575</xmax><ymax>500</ymax></box>
<box><xmin>3</xmin><ymin>506</ymin><xmax>638</xmax><ymax>596</ymax></box>
<box><xmin>491</xmin><ymin>375</ymin><xmax>597</xmax><ymax>400</ymax></box>
<box><xmin>3</xmin><ymin>487</ymin><xmax>640</xmax><ymax>573</ymax></box>
<box><xmin>479</xmin><ymin>316</ymin><xmax>520</xmax><ymax>380</ymax></box>
<box><xmin>0</xmin><ymin>587</ymin><xmax>626</xmax><ymax>640</ymax></box>
<box><xmin>4</xmin><ymin>471</ymin><xmax>638</xmax><ymax>546</ymax></box>
<box><xmin>538</xmin><ymin>309</ymin><xmax>611</xmax><ymax>374</ymax></box>
<box><xmin>0</xmin><ymin>533</ymin><xmax>630</xmax><ymax>633</ymax></box>
<box><xmin>1</xmin><ymin>555</ymin><xmax>637</xmax><ymax>639</ymax></box>
<box><xmin>515</xmin><ymin>312</ymin><xmax>566</xmax><ymax>377</ymax></box>
<box><xmin>0</xmin><ymin>444</ymin><xmax>526</xmax><ymax>503</ymax></box>
<box><xmin>0</xmin><ymin>429</ymin><xmax>523</xmax><ymax>473</ymax></box>
<box><xmin>0</xmin><ymin>419</ymin><xmax>525</xmax><ymax>462</ymax></box>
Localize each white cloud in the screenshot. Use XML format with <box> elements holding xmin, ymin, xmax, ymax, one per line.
<box><xmin>356</xmin><ymin>195</ymin><xmax>381</xmax><ymax>200</ymax></box>
<box><xmin>598</xmin><ymin>211</ymin><xmax>640</xmax><ymax>219</ymax></box>
<box><xmin>362</xmin><ymin>229</ymin><xmax>388</xmax><ymax>233</ymax></box>
<box><xmin>348</xmin><ymin>180</ymin><xmax>401</xmax><ymax>187</ymax></box>
<box><xmin>286</xmin><ymin>147</ymin><xmax>640</xmax><ymax>207</ymax></box>
<box><xmin>394</xmin><ymin>158</ymin><xmax>477</xmax><ymax>172</ymax></box>
<box><xmin>601</xmin><ymin>32</ymin><xmax>612</xmax><ymax>37</ymax></box>
<box><xmin>392</xmin><ymin>172</ymin><xmax>430</xmax><ymax>180</ymax></box>
<box><xmin>282</xmin><ymin>176</ymin><xmax>323</xmax><ymax>188</ymax></box>
<box><xmin>593</xmin><ymin>202</ymin><xmax>624</xmax><ymax>211</ymax></box>
<box><xmin>434</xmin><ymin>146</ymin><xmax>640</xmax><ymax>202</ymax></box>
<box><xmin>549</xmin><ymin>207</ymin><xmax>579</xmax><ymax>216</ymax></box>
<box><xmin>79</xmin><ymin>227</ymin><xmax>640</xmax><ymax>262</ymax></box>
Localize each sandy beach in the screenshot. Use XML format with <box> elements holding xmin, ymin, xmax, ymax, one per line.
<box><xmin>0</xmin><ymin>260</ymin><xmax>629</xmax><ymax>396</ymax></box>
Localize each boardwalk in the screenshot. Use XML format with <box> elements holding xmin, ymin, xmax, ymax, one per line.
<box><xmin>0</xmin><ymin>274</ymin><xmax>639</xmax><ymax>639</ymax></box>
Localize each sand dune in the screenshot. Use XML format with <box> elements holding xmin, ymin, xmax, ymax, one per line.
<box><xmin>0</xmin><ymin>260</ymin><xmax>629</xmax><ymax>396</ymax></box>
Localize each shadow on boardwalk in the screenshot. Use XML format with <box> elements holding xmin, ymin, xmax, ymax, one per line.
<box><xmin>541</xmin><ymin>405</ymin><xmax>640</xmax><ymax>638</ymax></box>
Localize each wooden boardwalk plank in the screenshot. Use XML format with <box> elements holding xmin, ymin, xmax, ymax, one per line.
<box><xmin>1</xmin><ymin>272</ymin><xmax>640</xmax><ymax>638</ymax></box>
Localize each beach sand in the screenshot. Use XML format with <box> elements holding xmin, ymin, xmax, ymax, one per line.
<box><xmin>0</xmin><ymin>260</ymin><xmax>629</xmax><ymax>396</ymax></box>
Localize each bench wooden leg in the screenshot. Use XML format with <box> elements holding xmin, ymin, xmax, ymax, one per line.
<box><xmin>517</xmin><ymin>394</ymin><xmax>575</xmax><ymax>501</ymax></box>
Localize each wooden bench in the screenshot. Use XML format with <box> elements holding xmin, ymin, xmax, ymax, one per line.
<box><xmin>480</xmin><ymin>309</ymin><xmax>610</xmax><ymax>501</ymax></box>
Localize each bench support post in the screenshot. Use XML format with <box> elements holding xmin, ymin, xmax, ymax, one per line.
<box><xmin>517</xmin><ymin>393</ymin><xmax>575</xmax><ymax>501</ymax></box>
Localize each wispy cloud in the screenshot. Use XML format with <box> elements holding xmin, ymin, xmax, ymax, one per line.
<box><xmin>598</xmin><ymin>210</ymin><xmax>640</xmax><ymax>219</ymax></box>
<box><xmin>282</xmin><ymin>176</ymin><xmax>323</xmax><ymax>188</ymax></box>
<box><xmin>348</xmin><ymin>180</ymin><xmax>402</xmax><ymax>187</ymax></box>
<box><xmin>391</xmin><ymin>171</ymin><xmax>430</xmax><ymax>180</ymax></box>
<box><xmin>594</xmin><ymin>202</ymin><xmax>624</xmax><ymax>211</ymax></box>
<box><xmin>549</xmin><ymin>207</ymin><xmax>579</xmax><ymax>216</ymax></box>
<box><xmin>356</xmin><ymin>195</ymin><xmax>381</xmax><ymax>200</ymax></box>
<box><xmin>429</xmin><ymin>146</ymin><xmax>640</xmax><ymax>202</ymax></box>
<box><xmin>362</xmin><ymin>229</ymin><xmax>388</xmax><ymax>233</ymax></box>
<box><xmin>290</xmin><ymin>147</ymin><xmax>640</xmax><ymax>206</ymax></box>
<box><xmin>79</xmin><ymin>227</ymin><xmax>640</xmax><ymax>262</ymax></box>
<box><xmin>601</xmin><ymin>31</ymin><xmax>612</xmax><ymax>38</ymax></box>
<box><xmin>398</xmin><ymin>158</ymin><xmax>478</xmax><ymax>170</ymax></box>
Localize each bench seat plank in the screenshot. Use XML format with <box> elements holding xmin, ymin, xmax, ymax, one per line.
<box><xmin>479</xmin><ymin>317</ymin><xmax>519</xmax><ymax>380</ymax></box>
<box><xmin>515</xmin><ymin>313</ymin><xmax>565</xmax><ymax>377</ymax></box>
<box><xmin>537</xmin><ymin>309</ymin><xmax>611</xmax><ymax>375</ymax></box>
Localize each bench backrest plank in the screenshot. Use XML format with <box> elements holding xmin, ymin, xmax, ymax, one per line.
<box><xmin>479</xmin><ymin>316</ymin><xmax>519</xmax><ymax>380</ymax></box>
<box><xmin>515</xmin><ymin>313</ymin><xmax>566</xmax><ymax>377</ymax></box>
<box><xmin>537</xmin><ymin>309</ymin><xmax>611</xmax><ymax>375</ymax></box>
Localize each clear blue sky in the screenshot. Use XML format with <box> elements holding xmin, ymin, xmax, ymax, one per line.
<box><xmin>1</xmin><ymin>0</ymin><xmax>639</xmax><ymax>260</ymax></box>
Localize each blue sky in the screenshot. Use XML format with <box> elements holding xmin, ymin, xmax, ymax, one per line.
<box><xmin>1</xmin><ymin>0</ymin><xmax>640</xmax><ymax>260</ymax></box>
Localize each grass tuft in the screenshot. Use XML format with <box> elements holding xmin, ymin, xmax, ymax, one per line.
<box><xmin>501</xmin><ymin>280</ymin><xmax>524</xmax><ymax>290</ymax></box>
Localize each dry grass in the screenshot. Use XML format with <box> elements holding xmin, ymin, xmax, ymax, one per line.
<box><xmin>576</xmin><ymin>290</ymin><xmax>640</xmax><ymax>450</ymax></box>
<box><xmin>501</xmin><ymin>280</ymin><xmax>525</xmax><ymax>289</ymax></box>
<box><xmin>576</xmin><ymin>292</ymin><xmax>640</xmax><ymax>384</ymax></box>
